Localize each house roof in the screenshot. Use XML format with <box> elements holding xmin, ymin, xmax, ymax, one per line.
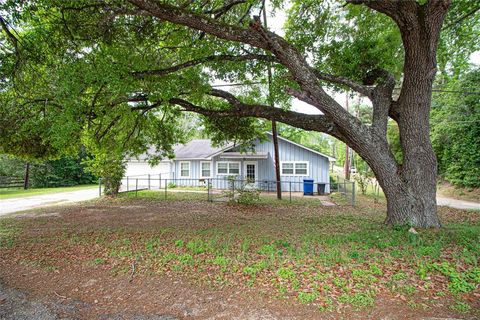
<box><xmin>265</xmin><ymin>132</ymin><xmax>336</xmax><ymax>161</ymax></box>
<box><xmin>174</xmin><ymin>139</ymin><xmax>232</xmax><ymax>160</ymax></box>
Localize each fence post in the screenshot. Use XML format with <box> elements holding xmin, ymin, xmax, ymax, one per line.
<box><xmin>159</xmin><ymin>174</ymin><xmax>161</xmax><ymax>189</ymax></box>
<box><xmin>98</xmin><ymin>178</ymin><xmax>102</xmax><ymax>197</ymax></box>
<box><xmin>165</xmin><ymin>179</ymin><xmax>168</xmax><ymax>200</ymax></box>
<box><xmin>136</xmin><ymin>179</ymin><xmax>138</xmax><ymax>197</ymax></box>
<box><xmin>207</xmin><ymin>178</ymin><xmax>211</xmax><ymax>202</ymax></box>
<box><xmin>352</xmin><ymin>181</ymin><xmax>356</xmax><ymax>206</ymax></box>
<box><xmin>148</xmin><ymin>174</ymin><xmax>150</xmax><ymax>190</ymax></box>
<box><xmin>289</xmin><ymin>181</ymin><xmax>292</xmax><ymax>203</ymax></box>
<box><xmin>127</xmin><ymin>176</ymin><xmax>129</xmax><ymax>192</ymax></box>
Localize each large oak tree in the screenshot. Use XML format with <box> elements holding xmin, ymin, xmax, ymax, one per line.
<box><xmin>1</xmin><ymin>0</ymin><xmax>478</xmax><ymax>227</ymax></box>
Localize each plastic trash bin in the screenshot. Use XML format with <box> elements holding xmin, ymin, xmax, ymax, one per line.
<box><xmin>317</xmin><ymin>183</ymin><xmax>326</xmax><ymax>195</ymax></box>
<box><xmin>303</xmin><ymin>179</ymin><xmax>314</xmax><ymax>195</ymax></box>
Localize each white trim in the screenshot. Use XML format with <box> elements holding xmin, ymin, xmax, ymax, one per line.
<box><xmin>219</xmin><ymin>152</ymin><xmax>268</xmax><ymax>159</ymax></box>
<box><xmin>206</xmin><ymin>143</ymin><xmax>236</xmax><ymax>159</ymax></box>
<box><xmin>216</xmin><ymin>161</ymin><xmax>241</xmax><ymax>176</ymax></box>
<box><xmin>175</xmin><ymin>157</ymin><xmax>214</xmax><ymax>161</ymax></box>
<box><xmin>243</xmin><ymin>161</ymin><xmax>258</xmax><ymax>180</ymax></box>
<box><xmin>280</xmin><ymin>161</ymin><xmax>310</xmax><ymax>176</ymax></box>
<box><xmin>200</xmin><ymin>161</ymin><xmax>212</xmax><ymax>178</ymax></box>
<box><xmin>266</xmin><ymin>132</ymin><xmax>336</xmax><ymax>161</ymax></box>
<box><xmin>125</xmin><ymin>159</ymin><xmax>172</xmax><ymax>163</ymax></box>
<box><xmin>179</xmin><ymin>161</ymin><xmax>191</xmax><ymax>178</ymax></box>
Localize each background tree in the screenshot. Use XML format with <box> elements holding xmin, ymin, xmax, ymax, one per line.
<box><xmin>431</xmin><ymin>68</ymin><xmax>480</xmax><ymax>189</ymax></box>
<box><xmin>0</xmin><ymin>153</ymin><xmax>97</xmax><ymax>188</ymax></box>
<box><xmin>0</xmin><ymin>0</ymin><xmax>478</xmax><ymax>227</ymax></box>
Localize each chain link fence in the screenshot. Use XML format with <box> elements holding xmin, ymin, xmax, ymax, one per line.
<box><xmin>99</xmin><ymin>175</ymin><xmax>356</xmax><ymax>205</ymax></box>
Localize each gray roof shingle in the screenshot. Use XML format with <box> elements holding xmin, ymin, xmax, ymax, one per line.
<box><xmin>173</xmin><ymin>139</ymin><xmax>231</xmax><ymax>159</ymax></box>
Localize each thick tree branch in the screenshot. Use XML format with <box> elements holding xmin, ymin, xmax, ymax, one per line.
<box><xmin>345</xmin><ymin>0</ymin><xmax>418</xmax><ymax>27</ymax></box>
<box><xmin>132</xmin><ymin>53</ymin><xmax>276</xmax><ymax>78</ymax></box>
<box><xmin>313</xmin><ymin>70</ymin><xmax>373</xmax><ymax>98</ymax></box>
<box><xmin>371</xmin><ymin>70</ymin><xmax>396</xmax><ymax>136</ymax></box>
<box><xmin>0</xmin><ymin>16</ymin><xmax>19</xmax><ymax>51</ymax></box>
<box><xmin>0</xmin><ymin>15</ymin><xmax>21</xmax><ymax>72</ymax></box>
<box><xmin>204</xmin><ymin>0</ymin><xmax>246</xmax><ymax>18</ymax></box>
<box><xmin>285</xmin><ymin>87</ymin><xmax>319</xmax><ymax>107</ymax></box>
<box><xmin>126</xmin><ymin>0</ymin><xmax>268</xmax><ymax>49</ymax></box>
<box><xmin>168</xmin><ymin>89</ymin><xmax>344</xmax><ymax>140</ymax></box>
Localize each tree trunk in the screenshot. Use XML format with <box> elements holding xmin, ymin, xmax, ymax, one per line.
<box><xmin>363</xmin><ymin>155</ymin><xmax>440</xmax><ymax>228</ymax></box>
<box><xmin>351</xmin><ymin>131</ymin><xmax>440</xmax><ymax>228</ymax></box>
<box><xmin>381</xmin><ymin>172</ymin><xmax>440</xmax><ymax>228</ymax></box>
<box><xmin>103</xmin><ymin>177</ymin><xmax>121</xmax><ymax>197</ymax></box>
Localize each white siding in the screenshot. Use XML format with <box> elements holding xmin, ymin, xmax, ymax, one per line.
<box><xmin>123</xmin><ymin>161</ymin><xmax>172</xmax><ymax>189</ymax></box>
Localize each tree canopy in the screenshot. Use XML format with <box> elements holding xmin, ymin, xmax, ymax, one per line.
<box><xmin>0</xmin><ymin>0</ymin><xmax>479</xmax><ymax>226</ymax></box>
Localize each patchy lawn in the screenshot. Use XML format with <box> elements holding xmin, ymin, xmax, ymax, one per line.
<box><xmin>0</xmin><ymin>191</ymin><xmax>479</xmax><ymax>319</ymax></box>
<box><xmin>0</xmin><ymin>184</ymin><xmax>97</xmax><ymax>200</ymax></box>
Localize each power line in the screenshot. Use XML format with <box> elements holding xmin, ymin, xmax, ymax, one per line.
<box><xmin>393</xmin><ymin>87</ymin><xmax>480</xmax><ymax>95</ymax></box>
<box><xmin>211</xmin><ymin>83</ymin><xmax>480</xmax><ymax>95</ymax></box>
<box><xmin>432</xmin><ymin>89</ymin><xmax>480</xmax><ymax>95</ymax></box>
<box><xmin>386</xmin><ymin>120</ymin><xmax>480</xmax><ymax>126</ymax></box>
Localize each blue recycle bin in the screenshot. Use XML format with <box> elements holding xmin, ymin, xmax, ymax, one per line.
<box><xmin>303</xmin><ymin>179</ymin><xmax>314</xmax><ymax>195</ymax></box>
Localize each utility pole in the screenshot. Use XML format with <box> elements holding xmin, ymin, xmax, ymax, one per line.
<box><xmin>262</xmin><ymin>0</ymin><xmax>281</xmax><ymax>199</ymax></box>
<box><xmin>344</xmin><ymin>93</ymin><xmax>350</xmax><ymax>180</ymax></box>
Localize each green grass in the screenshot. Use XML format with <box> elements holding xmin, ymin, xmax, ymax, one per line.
<box><xmin>2</xmin><ymin>195</ymin><xmax>479</xmax><ymax>316</ymax></box>
<box><xmin>0</xmin><ymin>184</ymin><xmax>97</xmax><ymax>199</ymax></box>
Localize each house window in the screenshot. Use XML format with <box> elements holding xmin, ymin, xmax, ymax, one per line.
<box><xmin>229</xmin><ymin>162</ymin><xmax>240</xmax><ymax>174</ymax></box>
<box><xmin>295</xmin><ymin>162</ymin><xmax>308</xmax><ymax>175</ymax></box>
<box><xmin>200</xmin><ymin>161</ymin><xmax>211</xmax><ymax>178</ymax></box>
<box><xmin>281</xmin><ymin>162</ymin><xmax>294</xmax><ymax>175</ymax></box>
<box><xmin>216</xmin><ymin>161</ymin><xmax>241</xmax><ymax>175</ymax></box>
<box><xmin>281</xmin><ymin>161</ymin><xmax>309</xmax><ymax>176</ymax></box>
<box><xmin>217</xmin><ymin>162</ymin><xmax>228</xmax><ymax>174</ymax></box>
<box><xmin>179</xmin><ymin>161</ymin><xmax>190</xmax><ymax>177</ymax></box>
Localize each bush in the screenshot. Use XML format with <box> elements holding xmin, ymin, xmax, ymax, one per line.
<box><xmin>222</xmin><ymin>179</ymin><xmax>260</xmax><ymax>204</ymax></box>
<box><xmin>353</xmin><ymin>172</ymin><xmax>373</xmax><ymax>195</ymax></box>
<box><xmin>236</xmin><ymin>186</ymin><xmax>260</xmax><ymax>204</ymax></box>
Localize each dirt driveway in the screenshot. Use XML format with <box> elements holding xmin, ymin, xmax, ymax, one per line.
<box><xmin>0</xmin><ymin>188</ymin><xmax>98</xmax><ymax>216</ymax></box>
<box><xmin>436</xmin><ymin>196</ymin><xmax>480</xmax><ymax>210</ymax></box>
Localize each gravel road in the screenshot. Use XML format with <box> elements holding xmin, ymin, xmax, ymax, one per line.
<box><xmin>0</xmin><ymin>188</ymin><xmax>99</xmax><ymax>217</ymax></box>
<box><xmin>0</xmin><ymin>282</ymin><xmax>178</xmax><ymax>320</ymax></box>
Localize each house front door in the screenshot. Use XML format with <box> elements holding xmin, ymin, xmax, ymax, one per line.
<box><xmin>244</xmin><ymin>161</ymin><xmax>258</xmax><ymax>182</ymax></box>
